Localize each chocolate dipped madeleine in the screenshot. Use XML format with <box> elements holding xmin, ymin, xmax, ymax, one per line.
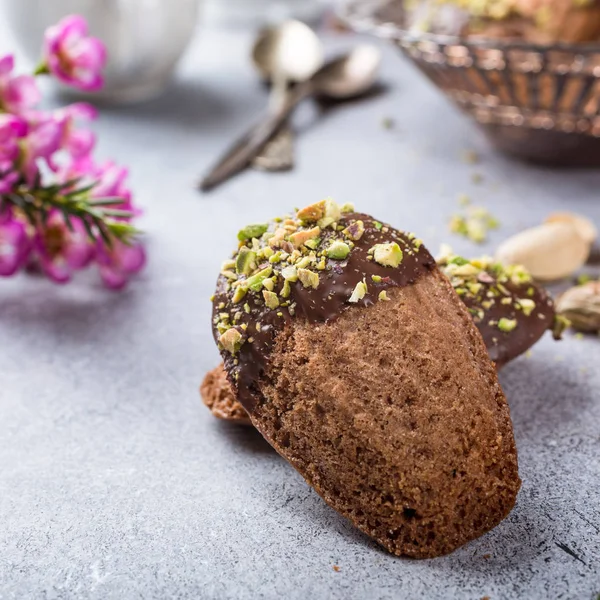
<box><xmin>211</xmin><ymin>199</ymin><xmax>521</xmax><ymax>558</ymax></box>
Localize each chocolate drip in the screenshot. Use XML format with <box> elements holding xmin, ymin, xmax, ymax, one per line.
<box><xmin>212</xmin><ymin>213</ymin><xmax>436</xmax><ymax>412</ymax></box>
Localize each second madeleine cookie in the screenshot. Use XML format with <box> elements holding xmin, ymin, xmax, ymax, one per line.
<box><xmin>212</xmin><ymin>200</ymin><xmax>521</xmax><ymax>558</ymax></box>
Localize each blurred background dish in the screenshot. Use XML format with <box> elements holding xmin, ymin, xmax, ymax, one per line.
<box><xmin>341</xmin><ymin>0</ymin><xmax>600</xmax><ymax>166</ymax></box>
<box><xmin>204</xmin><ymin>0</ymin><xmax>325</xmax><ymax>26</ymax></box>
<box><xmin>0</xmin><ymin>0</ymin><xmax>201</xmax><ymax>103</ymax></box>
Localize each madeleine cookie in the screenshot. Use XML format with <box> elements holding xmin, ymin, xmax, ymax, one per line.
<box><xmin>211</xmin><ymin>200</ymin><xmax>521</xmax><ymax>558</ymax></box>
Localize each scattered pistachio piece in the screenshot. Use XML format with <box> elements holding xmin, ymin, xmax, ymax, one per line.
<box><xmin>340</xmin><ymin>203</ymin><xmax>355</xmax><ymax>213</ymax></box>
<box><xmin>238</xmin><ymin>223</ymin><xmax>268</xmax><ymax>242</ymax></box>
<box><xmin>378</xmin><ymin>290</ymin><xmax>389</xmax><ymax>302</ymax></box>
<box><xmin>498</xmin><ymin>318</ymin><xmax>517</xmax><ymax>333</ymax></box>
<box><xmin>219</xmin><ymin>328</ymin><xmax>244</xmax><ymax>354</ymax></box>
<box><xmin>372</xmin><ymin>275</ymin><xmax>382</xmax><ymax>283</ymax></box>
<box><xmin>304</xmin><ymin>237</ymin><xmax>321</xmax><ymax>250</ymax></box>
<box><xmin>348</xmin><ymin>280</ymin><xmax>368</xmax><ymax>303</ymax></box>
<box><xmin>297</xmin><ymin>268</ymin><xmax>319</xmax><ymax>289</ymax></box>
<box><xmin>372</xmin><ymin>242</ymin><xmax>403</xmax><ymax>268</ymax></box>
<box><xmin>461</xmin><ymin>149</ymin><xmax>480</xmax><ymax>164</ymax></box>
<box><xmin>326</xmin><ymin>240</ymin><xmax>351</xmax><ymax>260</ymax></box>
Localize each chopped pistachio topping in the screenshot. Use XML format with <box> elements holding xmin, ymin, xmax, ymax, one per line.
<box><xmin>372</xmin><ymin>242</ymin><xmax>403</xmax><ymax>268</ymax></box>
<box><xmin>246</xmin><ymin>267</ymin><xmax>273</xmax><ymax>292</ymax></box>
<box><xmin>340</xmin><ymin>203</ymin><xmax>355</xmax><ymax>213</ymax></box>
<box><xmin>297</xmin><ymin>268</ymin><xmax>319</xmax><ymax>289</ymax></box>
<box><xmin>349</xmin><ymin>280</ymin><xmax>368</xmax><ymax>303</ymax></box>
<box><xmin>327</xmin><ymin>240</ymin><xmax>351</xmax><ymax>260</ymax></box>
<box><xmin>238</xmin><ymin>223</ymin><xmax>268</xmax><ymax>242</ymax></box>
<box><xmin>552</xmin><ymin>315</ymin><xmax>571</xmax><ymax>340</ymax></box>
<box><xmin>378</xmin><ymin>290</ymin><xmax>389</xmax><ymax>302</ymax></box>
<box><xmin>518</xmin><ymin>298</ymin><xmax>536</xmax><ymax>316</ymax></box>
<box><xmin>342</xmin><ymin>220</ymin><xmax>365</xmax><ymax>241</ymax></box>
<box><xmin>289</xmin><ymin>226</ymin><xmax>321</xmax><ymax>248</ymax></box>
<box><xmin>263</xmin><ymin>290</ymin><xmax>280</xmax><ymax>310</ymax></box>
<box><xmin>232</xmin><ymin>287</ymin><xmax>247</xmax><ymax>304</ymax></box>
<box><xmin>236</xmin><ymin>247</ymin><xmax>257</xmax><ymax>275</ymax></box>
<box><xmin>372</xmin><ymin>275</ymin><xmax>382</xmax><ymax>283</ymax></box>
<box><xmin>280</xmin><ymin>279</ymin><xmax>291</xmax><ymax>298</ymax></box>
<box><xmin>221</xmin><ymin>259</ymin><xmax>236</xmax><ymax>272</ymax></box>
<box><xmin>297</xmin><ymin>200</ymin><xmax>326</xmax><ymax>223</ymax></box>
<box><xmin>438</xmin><ymin>249</ymin><xmax>540</xmax><ymax>323</ymax></box>
<box><xmin>281</xmin><ymin>265</ymin><xmax>298</xmax><ymax>282</ymax></box>
<box><xmin>498</xmin><ymin>318</ymin><xmax>517</xmax><ymax>332</ymax></box>
<box><xmin>219</xmin><ymin>328</ymin><xmax>244</xmax><ymax>354</ymax></box>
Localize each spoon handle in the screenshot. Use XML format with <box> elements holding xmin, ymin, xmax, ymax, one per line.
<box><xmin>199</xmin><ymin>82</ymin><xmax>312</xmax><ymax>192</ymax></box>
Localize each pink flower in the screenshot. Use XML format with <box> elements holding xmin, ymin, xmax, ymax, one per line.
<box><xmin>34</xmin><ymin>211</ymin><xmax>94</xmax><ymax>283</ymax></box>
<box><xmin>96</xmin><ymin>239</ymin><xmax>146</xmax><ymax>289</ymax></box>
<box><xmin>59</xmin><ymin>156</ymin><xmax>138</xmax><ymax>217</ymax></box>
<box><xmin>0</xmin><ymin>113</ymin><xmax>27</xmax><ymax>163</ymax></box>
<box><xmin>0</xmin><ymin>213</ymin><xmax>31</xmax><ymax>277</ymax></box>
<box><xmin>43</xmin><ymin>16</ymin><xmax>107</xmax><ymax>91</ymax></box>
<box><xmin>0</xmin><ymin>55</ymin><xmax>41</xmax><ymax>113</ymax></box>
<box><xmin>55</xmin><ymin>102</ymin><xmax>97</xmax><ymax>158</ymax></box>
<box><xmin>0</xmin><ymin>162</ymin><xmax>19</xmax><ymax>194</ymax></box>
<box><xmin>20</xmin><ymin>113</ymin><xmax>64</xmax><ymax>185</ymax></box>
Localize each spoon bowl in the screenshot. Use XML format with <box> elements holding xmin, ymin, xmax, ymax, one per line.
<box><xmin>252</xmin><ymin>20</ymin><xmax>324</xmax><ymax>82</ymax></box>
<box><xmin>313</xmin><ymin>45</ymin><xmax>382</xmax><ymax>99</ymax></box>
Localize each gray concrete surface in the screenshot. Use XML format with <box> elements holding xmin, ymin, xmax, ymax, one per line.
<box><xmin>1</xmin><ymin>24</ymin><xmax>599</xmax><ymax>600</ymax></box>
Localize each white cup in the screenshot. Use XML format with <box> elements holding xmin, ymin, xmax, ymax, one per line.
<box><xmin>1</xmin><ymin>0</ymin><xmax>201</xmax><ymax>104</ymax></box>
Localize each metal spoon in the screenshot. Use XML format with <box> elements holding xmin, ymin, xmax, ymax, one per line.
<box><xmin>251</xmin><ymin>20</ymin><xmax>324</xmax><ymax>171</ymax></box>
<box><xmin>252</xmin><ymin>20</ymin><xmax>324</xmax><ymax>111</ymax></box>
<box><xmin>200</xmin><ymin>45</ymin><xmax>382</xmax><ymax>192</ymax></box>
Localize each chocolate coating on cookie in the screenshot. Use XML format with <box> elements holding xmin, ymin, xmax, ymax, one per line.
<box><xmin>438</xmin><ymin>253</ymin><xmax>555</xmax><ymax>368</ymax></box>
<box><xmin>212</xmin><ymin>201</ymin><xmax>435</xmax><ymax>412</ymax></box>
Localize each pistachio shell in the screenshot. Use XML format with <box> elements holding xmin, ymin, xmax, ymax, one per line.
<box><xmin>495</xmin><ymin>222</ymin><xmax>590</xmax><ymax>281</ymax></box>
<box><xmin>545</xmin><ymin>212</ymin><xmax>597</xmax><ymax>246</ymax></box>
<box><xmin>556</xmin><ymin>282</ymin><xmax>600</xmax><ymax>332</ymax></box>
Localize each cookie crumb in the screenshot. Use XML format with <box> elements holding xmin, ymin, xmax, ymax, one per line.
<box><xmin>332</xmin><ymin>565</ymin><xmax>340</xmax><ymax>572</ymax></box>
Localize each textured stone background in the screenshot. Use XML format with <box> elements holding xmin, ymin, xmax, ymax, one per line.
<box><xmin>1</xmin><ymin>21</ymin><xmax>599</xmax><ymax>600</ymax></box>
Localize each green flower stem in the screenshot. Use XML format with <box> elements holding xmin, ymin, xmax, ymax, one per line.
<box><xmin>33</xmin><ymin>62</ymin><xmax>50</xmax><ymax>76</ymax></box>
<box><xmin>2</xmin><ymin>181</ymin><xmax>140</xmax><ymax>247</ymax></box>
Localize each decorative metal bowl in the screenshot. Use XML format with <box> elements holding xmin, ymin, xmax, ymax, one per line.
<box><xmin>341</xmin><ymin>0</ymin><xmax>600</xmax><ymax>166</ymax></box>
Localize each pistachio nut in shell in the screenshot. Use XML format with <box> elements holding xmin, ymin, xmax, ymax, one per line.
<box><xmin>495</xmin><ymin>222</ymin><xmax>590</xmax><ymax>281</ymax></box>
<box><xmin>545</xmin><ymin>212</ymin><xmax>597</xmax><ymax>247</ymax></box>
<box><xmin>556</xmin><ymin>281</ymin><xmax>600</xmax><ymax>332</ymax></box>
